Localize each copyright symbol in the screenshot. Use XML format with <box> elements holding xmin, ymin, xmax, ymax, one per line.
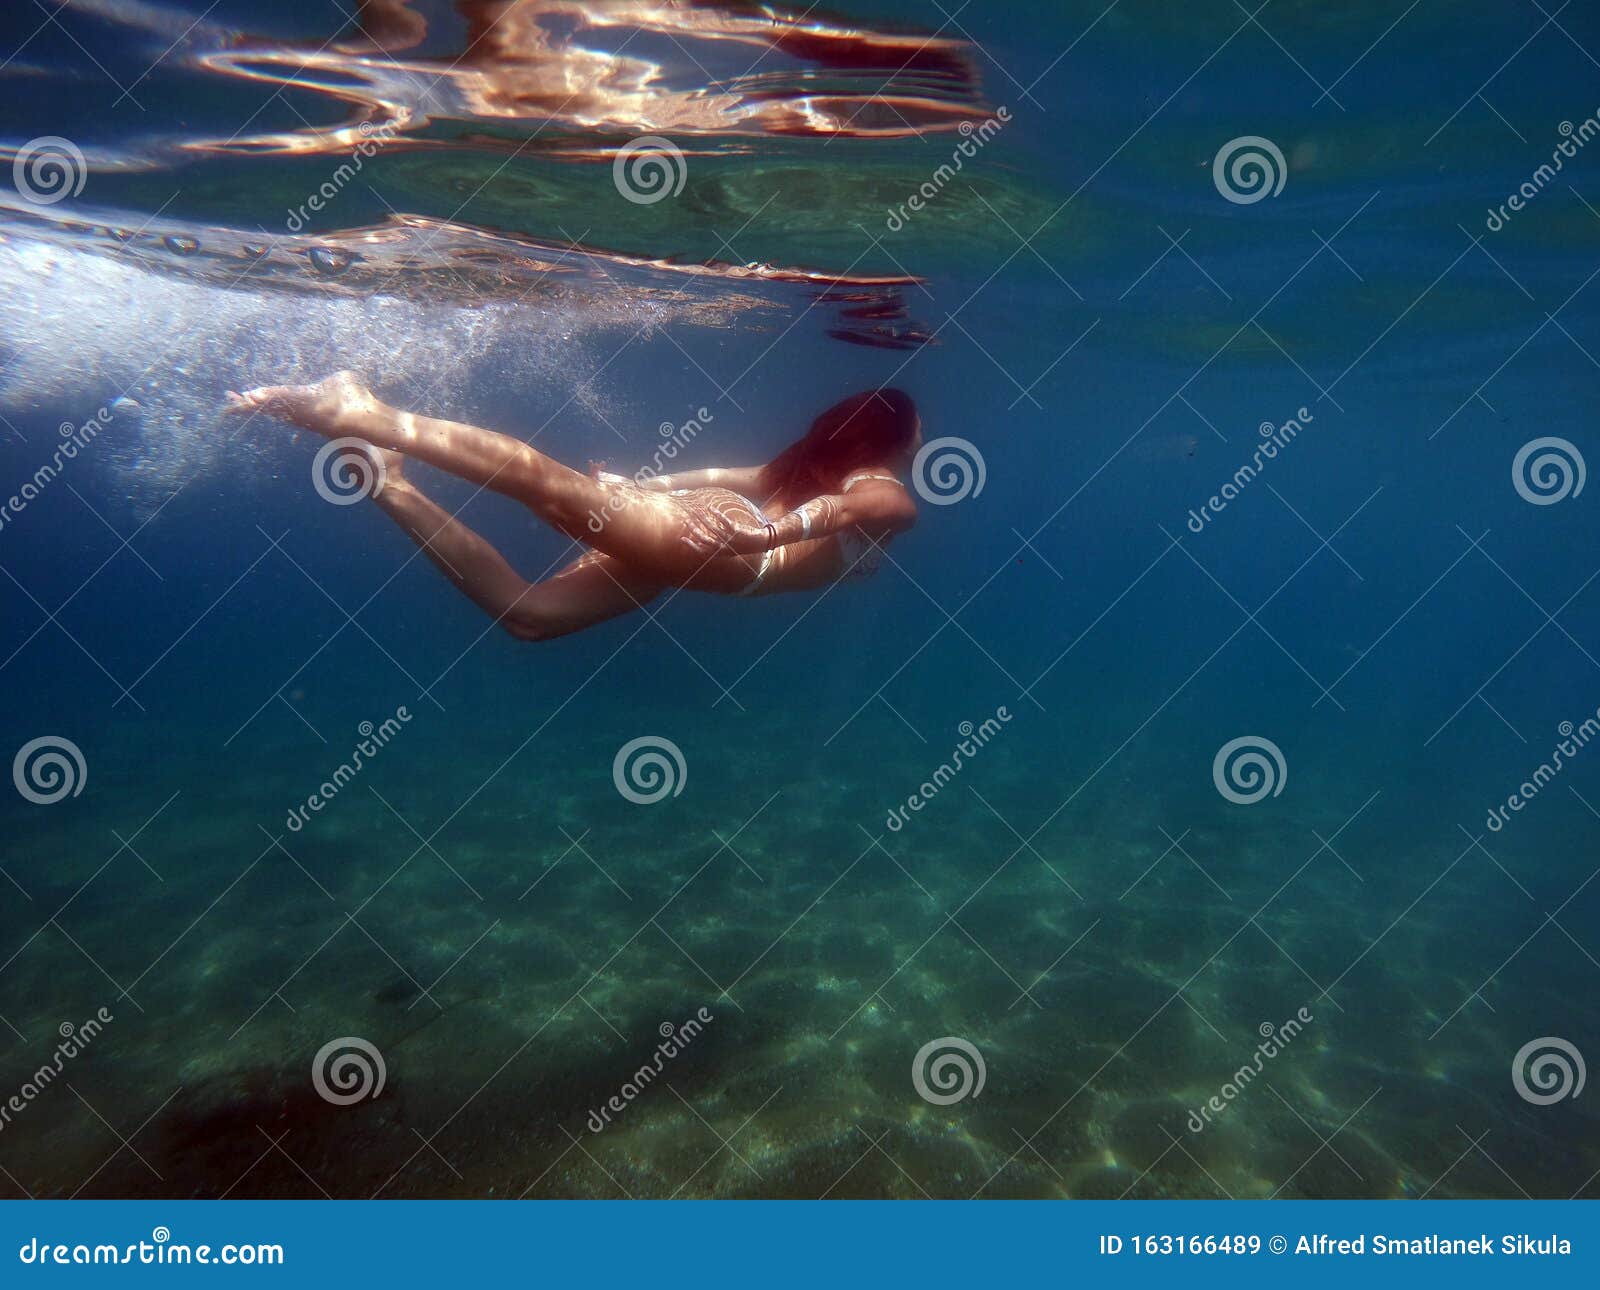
<box><xmin>1269</xmin><ymin>1235</ymin><xmax>1288</xmax><ymax>1255</ymax></box>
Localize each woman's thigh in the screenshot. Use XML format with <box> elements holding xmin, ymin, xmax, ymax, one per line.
<box><xmin>506</xmin><ymin>551</ymin><xmax>666</xmax><ymax>641</ymax></box>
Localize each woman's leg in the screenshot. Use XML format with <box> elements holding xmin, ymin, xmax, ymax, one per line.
<box><xmin>361</xmin><ymin>446</ymin><xmax>663</xmax><ymax>641</ymax></box>
<box><xmin>225</xmin><ymin>372</ymin><xmax>765</xmax><ymax>582</ymax></box>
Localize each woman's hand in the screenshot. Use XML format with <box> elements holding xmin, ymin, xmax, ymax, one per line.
<box><xmin>723</xmin><ymin>516</ymin><xmax>776</xmax><ymax>554</ymax></box>
<box><xmin>668</xmin><ymin>493</ymin><xmax>775</xmax><ymax>561</ymax></box>
<box><xmin>676</xmin><ymin>511</ymin><xmax>731</xmax><ymax>560</ymax></box>
<box><xmin>727</xmin><ymin>498</ymin><xmax>843</xmax><ymax>552</ymax></box>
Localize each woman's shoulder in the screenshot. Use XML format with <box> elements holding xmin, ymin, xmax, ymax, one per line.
<box><xmin>837</xmin><ymin>469</ymin><xmax>918</xmax><ymax>534</ymax></box>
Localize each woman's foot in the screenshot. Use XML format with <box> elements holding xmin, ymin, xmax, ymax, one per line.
<box><xmin>223</xmin><ymin>370</ymin><xmax>376</xmax><ymax>434</ymax></box>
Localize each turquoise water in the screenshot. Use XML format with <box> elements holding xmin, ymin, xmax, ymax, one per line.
<box><xmin>0</xmin><ymin>0</ymin><xmax>1597</xmax><ymax>1198</ymax></box>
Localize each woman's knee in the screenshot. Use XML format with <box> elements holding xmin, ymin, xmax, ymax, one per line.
<box><xmin>503</xmin><ymin>611</ymin><xmax>558</xmax><ymax>643</ymax></box>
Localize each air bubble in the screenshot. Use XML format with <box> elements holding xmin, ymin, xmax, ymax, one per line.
<box><xmin>307</xmin><ymin>246</ymin><xmax>356</xmax><ymax>276</ymax></box>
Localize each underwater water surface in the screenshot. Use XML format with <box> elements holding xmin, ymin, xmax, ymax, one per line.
<box><xmin>0</xmin><ymin>0</ymin><xmax>1598</xmax><ymax>1199</ymax></box>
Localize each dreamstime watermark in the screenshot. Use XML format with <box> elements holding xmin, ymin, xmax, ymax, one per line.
<box><xmin>587</xmin><ymin>1008</ymin><xmax>714</xmax><ymax>1131</ymax></box>
<box><xmin>1184</xmin><ymin>407</ymin><xmax>1313</xmax><ymax>532</ymax></box>
<box><xmin>18</xmin><ymin>1229</ymin><xmax>284</xmax><ymax>1267</ymax></box>
<box><xmin>12</xmin><ymin>135</ymin><xmax>86</xmax><ymax>206</ymax></box>
<box><xmin>1187</xmin><ymin>1008</ymin><xmax>1313</xmax><ymax>1132</ymax></box>
<box><xmin>1212</xmin><ymin>135</ymin><xmax>1287</xmax><ymax>204</ymax></box>
<box><xmin>1486</xmin><ymin>112</ymin><xmax>1600</xmax><ymax>232</ymax></box>
<box><xmin>12</xmin><ymin>735</ymin><xmax>87</xmax><ymax>805</ymax></box>
<box><xmin>613</xmin><ymin>136</ymin><xmax>687</xmax><ymax>204</ymax></box>
<box><xmin>612</xmin><ymin>735</ymin><xmax>686</xmax><ymax>804</ymax></box>
<box><xmin>1212</xmin><ymin>736</ymin><xmax>1286</xmax><ymax>804</ymax></box>
<box><xmin>912</xmin><ymin>436</ymin><xmax>986</xmax><ymax>506</ymax></box>
<box><xmin>1512</xmin><ymin>436</ymin><xmax>1585</xmax><ymax>505</ymax></box>
<box><xmin>1511</xmin><ymin>1036</ymin><xmax>1585</xmax><ymax>1105</ymax></box>
<box><xmin>284</xmin><ymin>707</ymin><xmax>412</xmax><ymax>832</ymax></box>
<box><xmin>1484</xmin><ymin>713</ymin><xmax>1600</xmax><ymax>832</ymax></box>
<box><xmin>884</xmin><ymin>108</ymin><xmax>1011</xmax><ymax>231</ymax></box>
<box><xmin>0</xmin><ymin>1007</ymin><xmax>113</xmax><ymax>1133</ymax></box>
<box><xmin>312</xmin><ymin>1035</ymin><xmax>386</xmax><ymax>1105</ymax></box>
<box><xmin>912</xmin><ymin>1036</ymin><xmax>985</xmax><ymax>1105</ymax></box>
<box><xmin>884</xmin><ymin>706</ymin><xmax>1012</xmax><ymax>832</ymax></box>
<box><xmin>312</xmin><ymin>437</ymin><xmax>386</xmax><ymax>505</ymax></box>
<box><xmin>286</xmin><ymin>119</ymin><xmax>402</xmax><ymax>231</ymax></box>
<box><xmin>0</xmin><ymin>405</ymin><xmax>117</xmax><ymax>537</ymax></box>
<box><xmin>585</xmin><ymin>407</ymin><xmax>715</xmax><ymax>534</ymax></box>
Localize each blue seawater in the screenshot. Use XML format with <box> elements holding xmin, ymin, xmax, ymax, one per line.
<box><xmin>0</xmin><ymin>0</ymin><xmax>1596</xmax><ymax>1198</ymax></box>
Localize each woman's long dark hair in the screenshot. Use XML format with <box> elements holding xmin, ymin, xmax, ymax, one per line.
<box><xmin>755</xmin><ymin>389</ymin><xmax>918</xmax><ymax>510</ymax></box>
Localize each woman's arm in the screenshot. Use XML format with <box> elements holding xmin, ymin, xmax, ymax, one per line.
<box><xmin>640</xmin><ymin>465</ymin><xmax>767</xmax><ymax>493</ymax></box>
<box><xmin>727</xmin><ymin>480</ymin><xmax>917</xmax><ymax>553</ymax></box>
<box><xmin>586</xmin><ymin>463</ymin><xmax>765</xmax><ymax>493</ymax></box>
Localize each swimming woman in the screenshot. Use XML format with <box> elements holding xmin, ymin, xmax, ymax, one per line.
<box><xmin>224</xmin><ymin>373</ymin><xmax>920</xmax><ymax>641</ymax></box>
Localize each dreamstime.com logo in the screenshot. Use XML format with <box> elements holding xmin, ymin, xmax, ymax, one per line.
<box><xmin>588</xmin><ymin>1008</ymin><xmax>714</xmax><ymax>1132</ymax></box>
<box><xmin>1212</xmin><ymin>736</ymin><xmax>1286</xmax><ymax>804</ymax></box>
<box><xmin>12</xmin><ymin>736</ymin><xmax>86</xmax><ymax>805</ymax></box>
<box><xmin>1184</xmin><ymin>406</ymin><xmax>1313</xmax><ymax>532</ymax></box>
<box><xmin>18</xmin><ymin>1227</ymin><xmax>283</xmax><ymax>1266</ymax></box>
<box><xmin>286</xmin><ymin>118</ymin><xmax>402</xmax><ymax>231</ymax></box>
<box><xmin>0</xmin><ymin>405</ymin><xmax>119</xmax><ymax>537</ymax></box>
<box><xmin>1484</xmin><ymin>713</ymin><xmax>1600</xmax><ymax>833</ymax></box>
<box><xmin>612</xmin><ymin>735</ymin><xmax>687</xmax><ymax>804</ymax></box>
<box><xmin>1486</xmin><ymin>111</ymin><xmax>1600</xmax><ymax>232</ymax></box>
<box><xmin>883</xmin><ymin>707</ymin><xmax>1012</xmax><ymax>832</ymax></box>
<box><xmin>12</xmin><ymin>135</ymin><xmax>87</xmax><ymax>206</ymax></box>
<box><xmin>1512</xmin><ymin>436</ymin><xmax>1585</xmax><ymax>506</ymax></box>
<box><xmin>0</xmin><ymin>1007</ymin><xmax>113</xmax><ymax>1134</ymax></box>
<box><xmin>1212</xmin><ymin>135</ymin><xmax>1287</xmax><ymax>204</ymax></box>
<box><xmin>585</xmin><ymin>407</ymin><xmax>715</xmax><ymax>534</ymax></box>
<box><xmin>312</xmin><ymin>1035</ymin><xmax>386</xmax><ymax>1105</ymax></box>
<box><xmin>884</xmin><ymin>108</ymin><xmax>1012</xmax><ymax>231</ymax></box>
<box><xmin>284</xmin><ymin>707</ymin><xmax>412</xmax><ymax>832</ymax></box>
<box><xmin>1512</xmin><ymin>1036</ymin><xmax>1585</xmax><ymax>1105</ymax></box>
<box><xmin>912</xmin><ymin>436</ymin><xmax>986</xmax><ymax>506</ymax></box>
<box><xmin>312</xmin><ymin>438</ymin><xmax>386</xmax><ymax>505</ymax></box>
<box><xmin>1188</xmin><ymin>1008</ymin><xmax>1313</xmax><ymax>1132</ymax></box>
<box><xmin>912</xmin><ymin>1036</ymin><xmax>986</xmax><ymax>1105</ymax></box>
<box><xmin>613</xmin><ymin>136</ymin><xmax>687</xmax><ymax>205</ymax></box>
